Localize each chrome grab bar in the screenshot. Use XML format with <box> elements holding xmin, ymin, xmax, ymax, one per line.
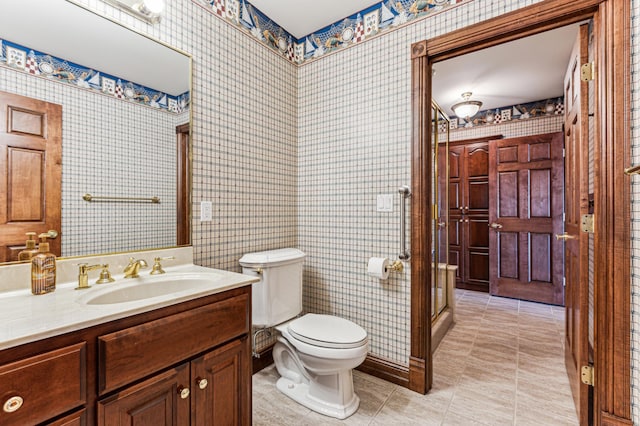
<box><xmin>398</xmin><ymin>186</ymin><xmax>411</xmax><ymax>260</ymax></box>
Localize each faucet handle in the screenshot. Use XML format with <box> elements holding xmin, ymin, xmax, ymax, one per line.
<box><xmin>75</xmin><ymin>263</ymin><xmax>103</xmax><ymax>290</ymax></box>
<box><xmin>96</xmin><ymin>264</ymin><xmax>115</xmax><ymax>284</ymax></box>
<box><xmin>150</xmin><ymin>256</ymin><xmax>175</xmax><ymax>275</ymax></box>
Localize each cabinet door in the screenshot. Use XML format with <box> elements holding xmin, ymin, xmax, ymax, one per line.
<box><xmin>191</xmin><ymin>338</ymin><xmax>250</xmax><ymax>426</ymax></box>
<box><xmin>464</xmin><ymin>143</ymin><xmax>490</xmax><ymax>291</ymax></box>
<box><xmin>98</xmin><ymin>363</ymin><xmax>190</xmax><ymax>426</ymax></box>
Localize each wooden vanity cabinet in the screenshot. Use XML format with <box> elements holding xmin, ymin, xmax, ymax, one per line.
<box><xmin>0</xmin><ymin>286</ymin><xmax>251</xmax><ymax>426</ymax></box>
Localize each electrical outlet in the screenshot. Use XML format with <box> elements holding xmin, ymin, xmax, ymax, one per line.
<box><xmin>200</xmin><ymin>201</ymin><xmax>212</xmax><ymax>221</ymax></box>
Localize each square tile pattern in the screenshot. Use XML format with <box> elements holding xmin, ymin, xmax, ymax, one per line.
<box><xmin>4</xmin><ymin>0</ymin><xmax>638</xmax><ymax>420</ymax></box>
<box><xmin>253</xmin><ymin>290</ymin><xmax>578</xmax><ymax>425</ymax></box>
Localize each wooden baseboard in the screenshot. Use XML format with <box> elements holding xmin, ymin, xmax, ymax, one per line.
<box><xmin>357</xmin><ymin>354</ymin><xmax>410</xmax><ymax>388</ymax></box>
<box><xmin>252</xmin><ymin>344</ymin><xmax>411</xmax><ymax>391</ymax></box>
<box><xmin>455</xmin><ymin>282</ymin><xmax>488</xmax><ymax>293</ymax></box>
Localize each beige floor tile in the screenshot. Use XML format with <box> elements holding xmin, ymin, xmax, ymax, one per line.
<box><xmin>442</xmin><ymin>410</ymin><xmax>497</xmax><ymax>425</ymax></box>
<box><xmin>371</xmin><ymin>387</ymin><xmax>448</xmax><ymax>426</ymax></box>
<box><xmin>252</xmin><ymin>289</ymin><xmax>578</xmax><ymax>426</ymax></box>
<box><xmin>446</xmin><ymin>386</ymin><xmax>515</xmax><ymax>425</ymax></box>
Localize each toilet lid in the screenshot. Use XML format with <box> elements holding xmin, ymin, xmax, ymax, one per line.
<box><xmin>288</xmin><ymin>314</ymin><xmax>368</xmax><ymax>349</ymax></box>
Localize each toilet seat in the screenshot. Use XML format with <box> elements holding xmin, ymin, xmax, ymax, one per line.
<box><xmin>287</xmin><ymin>314</ymin><xmax>368</xmax><ymax>349</ymax></box>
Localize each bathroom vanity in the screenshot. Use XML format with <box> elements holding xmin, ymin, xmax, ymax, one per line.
<box><xmin>0</xmin><ymin>248</ymin><xmax>258</xmax><ymax>425</ymax></box>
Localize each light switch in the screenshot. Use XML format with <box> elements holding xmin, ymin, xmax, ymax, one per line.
<box><xmin>377</xmin><ymin>194</ymin><xmax>393</xmax><ymax>212</ymax></box>
<box><xmin>384</xmin><ymin>194</ymin><xmax>393</xmax><ymax>212</ymax></box>
<box><xmin>200</xmin><ymin>201</ymin><xmax>212</xmax><ymax>221</ymax></box>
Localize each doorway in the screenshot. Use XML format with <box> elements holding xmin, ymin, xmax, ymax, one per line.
<box><xmin>408</xmin><ymin>1</ymin><xmax>631</xmax><ymax>425</ymax></box>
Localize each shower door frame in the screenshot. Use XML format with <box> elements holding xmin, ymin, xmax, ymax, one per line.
<box><xmin>409</xmin><ymin>1</ymin><xmax>631</xmax><ymax>425</ymax></box>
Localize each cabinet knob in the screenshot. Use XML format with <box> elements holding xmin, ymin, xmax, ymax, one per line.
<box><xmin>196</xmin><ymin>377</ymin><xmax>208</xmax><ymax>390</ymax></box>
<box><xmin>3</xmin><ymin>396</ymin><xmax>23</xmax><ymax>413</ymax></box>
<box><xmin>177</xmin><ymin>386</ymin><xmax>190</xmax><ymax>399</ymax></box>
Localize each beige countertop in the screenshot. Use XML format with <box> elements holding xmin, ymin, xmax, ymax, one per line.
<box><xmin>0</xmin><ymin>247</ymin><xmax>258</xmax><ymax>351</ymax></box>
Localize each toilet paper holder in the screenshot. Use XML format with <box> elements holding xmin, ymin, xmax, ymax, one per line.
<box><xmin>386</xmin><ymin>260</ymin><xmax>404</xmax><ymax>273</ymax></box>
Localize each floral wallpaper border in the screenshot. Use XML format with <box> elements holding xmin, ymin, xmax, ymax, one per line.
<box><xmin>0</xmin><ymin>38</ymin><xmax>189</xmax><ymax>114</ymax></box>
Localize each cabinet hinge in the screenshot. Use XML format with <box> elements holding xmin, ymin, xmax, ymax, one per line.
<box><xmin>581</xmin><ymin>62</ymin><xmax>595</xmax><ymax>81</ymax></box>
<box><xmin>581</xmin><ymin>365</ymin><xmax>594</xmax><ymax>386</ymax></box>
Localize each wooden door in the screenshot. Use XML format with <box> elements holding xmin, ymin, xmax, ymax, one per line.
<box><xmin>447</xmin><ymin>144</ymin><xmax>464</xmax><ymax>286</ymax></box>
<box><xmin>98</xmin><ymin>363</ymin><xmax>190</xmax><ymax>425</ymax></box>
<box><xmin>488</xmin><ymin>132</ymin><xmax>564</xmax><ymax>305</ymax></box>
<box><xmin>445</xmin><ymin>140</ymin><xmax>490</xmax><ymax>292</ymax></box>
<box><xmin>464</xmin><ymin>143</ymin><xmax>490</xmax><ymax>291</ymax></box>
<box><xmin>0</xmin><ymin>91</ymin><xmax>61</xmax><ymax>262</ymax></box>
<box><xmin>191</xmin><ymin>338</ymin><xmax>250</xmax><ymax>426</ymax></box>
<box><xmin>563</xmin><ymin>23</ymin><xmax>590</xmax><ymax>426</ymax></box>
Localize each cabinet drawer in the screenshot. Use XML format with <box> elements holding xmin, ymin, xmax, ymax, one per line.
<box><xmin>99</xmin><ymin>293</ymin><xmax>249</xmax><ymax>394</ymax></box>
<box><xmin>0</xmin><ymin>343</ymin><xmax>86</xmax><ymax>426</ymax></box>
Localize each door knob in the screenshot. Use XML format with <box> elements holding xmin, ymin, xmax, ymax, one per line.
<box><xmin>489</xmin><ymin>223</ymin><xmax>503</xmax><ymax>229</ymax></box>
<box><xmin>555</xmin><ymin>233</ymin><xmax>577</xmax><ymax>240</ymax></box>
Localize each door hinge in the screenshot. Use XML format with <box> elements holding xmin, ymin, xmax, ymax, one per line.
<box><xmin>581</xmin><ymin>62</ymin><xmax>595</xmax><ymax>81</ymax></box>
<box><xmin>563</xmin><ymin>277</ymin><xmax>566</xmax><ymax>287</ymax></box>
<box><xmin>581</xmin><ymin>365</ymin><xmax>594</xmax><ymax>386</ymax></box>
<box><xmin>562</xmin><ymin>148</ymin><xmax>566</xmax><ymax>158</ymax></box>
<box><xmin>581</xmin><ymin>214</ymin><xmax>594</xmax><ymax>233</ymax></box>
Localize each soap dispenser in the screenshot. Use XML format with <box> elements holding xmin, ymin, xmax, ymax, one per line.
<box><xmin>31</xmin><ymin>233</ymin><xmax>56</xmax><ymax>295</ymax></box>
<box><xmin>18</xmin><ymin>232</ymin><xmax>38</xmax><ymax>261</ymax></box>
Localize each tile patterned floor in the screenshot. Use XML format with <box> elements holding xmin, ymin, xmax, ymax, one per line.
<box><xmin>252</xmin><ymin>290</ymin><xmax>579</xmax><ymax>425</ymax></box>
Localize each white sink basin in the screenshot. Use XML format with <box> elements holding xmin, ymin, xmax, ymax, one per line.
<box><xmin>81</xmin><ymin>272</ymin><xmax>223</xmax><ymax>305</ymax></box>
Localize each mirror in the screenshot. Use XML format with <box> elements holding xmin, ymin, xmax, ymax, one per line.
<box><xmin>0</xmin><ymin>0</ymin><xmax>191</xmax><ymax>263</ymax></box>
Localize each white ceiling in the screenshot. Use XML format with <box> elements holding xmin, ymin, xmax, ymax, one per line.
<box><xmin>433</xmin><ymin>24</ymin><xmax>580</xmax><ymax>117</ymax></box>
<box><xmin>247</xmin><ymin>1</ymin><xmax>581</xmax><ymax>116</ymax></box>
<box><xmin>250</xmin><ymin>0</ymin><xmax>380</xmax><ymax>39</ymax></box>
<box><xmin>0</xmin><ymin>0</ymin><xmax>189</xmax><ymax>95</ymax></box>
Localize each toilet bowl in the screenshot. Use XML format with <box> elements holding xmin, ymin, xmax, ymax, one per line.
<box><xmin>239</xmin><ymin>248</ymin><xmax>369</xmax><ymax>419</ymax></box>
<box><xmin>272</xmin><ymin>313</ymin><xmax>369</xmax><ymax>419</ymax></box>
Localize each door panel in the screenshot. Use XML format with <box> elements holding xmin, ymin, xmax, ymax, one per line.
<box><xmin>0</xmin><ymin>91</ymin><xmax>61</xmax><ymax>262</ymax></box>
<box><xmin>467</xmin><ymin>147</ymin><xmax>488</xmax><ymax>177</ymax></box>
<box><xmin>497</xmin><ymin>172</ymin><xmax>518</xmax><ymax>217</ymax></box>
<box><xmin>468</xmin><ymin>181</ymin><xmax>488</xmax><ymax>210</ymax></box>
<box><xmin>489</xmin><ymin>132</ymin><xmax>564</xmax><ymax>305</ymax></box>
<box><xmin>530</xmin><ymin>169</ymin><xmax>552</xmax><ymax>218</ymax></box>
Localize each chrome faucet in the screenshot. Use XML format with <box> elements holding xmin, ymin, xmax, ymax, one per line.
<box><xmin>123</xmin><ymin>258</ymin><xmax>148</xmax><ymax>278</ymax></box>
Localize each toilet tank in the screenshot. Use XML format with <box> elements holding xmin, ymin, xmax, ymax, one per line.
<box><xmin>239</xmin><ymin>248</ymin><xmax>306</xmax><ymax>327</ymax></box>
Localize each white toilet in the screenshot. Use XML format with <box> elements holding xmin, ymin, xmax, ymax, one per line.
<box><xmin>239</xmin><ymin>248</ymin><xmax>369</xmax><ymax>419</ymax></box>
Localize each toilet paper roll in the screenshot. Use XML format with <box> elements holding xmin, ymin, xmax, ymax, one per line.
<box><xmin>368</xmin><ymin>257</ymin><xmax>390</xmax><ymax>280</ymax></box>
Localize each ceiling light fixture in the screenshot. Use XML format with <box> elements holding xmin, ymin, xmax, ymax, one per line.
<box><xmin>451</xmin><ymin>92</ymin><xmax>483</xmax><ymax>119</ymax></box>
<box><xmin>104</xmin><ymin>0</ymin><xmax>165</xmax><ymax>24</ymax></box>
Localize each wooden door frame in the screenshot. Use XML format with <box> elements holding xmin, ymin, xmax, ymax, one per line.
<box><xmin>409</xmin><ymin>0</ymin><xmax>631</xmax><ymax>424</ymax></box>
<box><xmin>176</xmin><ymin>123</ymin><xmax>190</xmax><ymax>247</ymax></box>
